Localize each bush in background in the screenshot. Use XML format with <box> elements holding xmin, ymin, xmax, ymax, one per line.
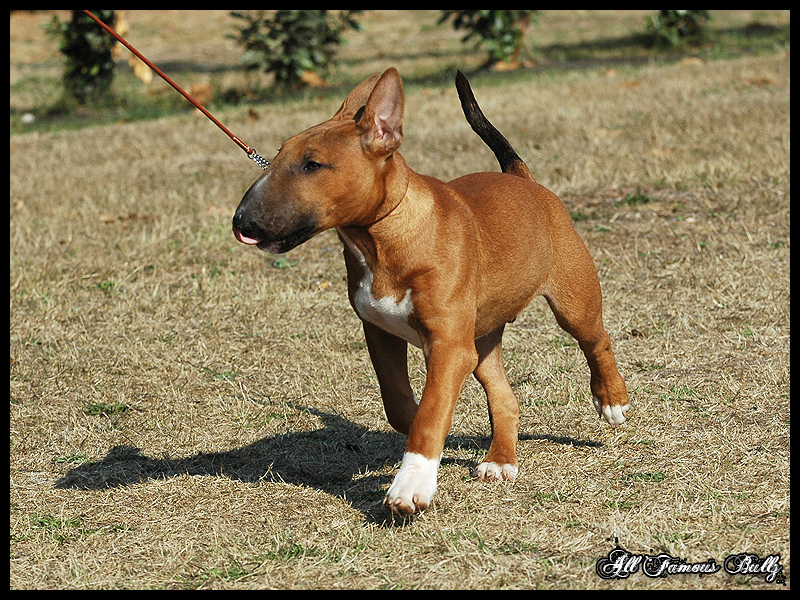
<box><xmin>438</xmin><ymin>10</ymin><xmax>540</xmax><ymax>65</ymax></box>
<box><xmin>46</xmin><ymin>10</ymin><xmax>117</xmax><ymax>104</ymax></box>
<box><xmin>231</xmin><ymin>10</ymin><xmax>362</xmax><ymax>89</ymax></box>
<box><xmin>646</xmin><ymin>10</ymin><xmax>711</xmax><ymax>47</ymax></box>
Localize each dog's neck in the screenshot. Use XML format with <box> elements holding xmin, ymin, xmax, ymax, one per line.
<box><xmin>337</xmin><ymin>166</ymin><xmax>437</xmax><ymax>274</ymax></box>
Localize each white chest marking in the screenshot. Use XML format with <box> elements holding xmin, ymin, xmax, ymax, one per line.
<box><xmin>340</xmin><ymin>231</ymin><xmax>422</xmax><ymax>347</ymax></box>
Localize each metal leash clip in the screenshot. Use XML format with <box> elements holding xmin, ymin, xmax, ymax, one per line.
<box><xmin>248</xmin><ymin>149</ymin><xmax>270</xmax><ymax>170</ymax></box>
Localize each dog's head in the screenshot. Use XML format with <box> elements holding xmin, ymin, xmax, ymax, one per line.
<box><xmin>232</xmin><ymin>68</ymin><xmax>406</xmax><ymax>254</ymax></box>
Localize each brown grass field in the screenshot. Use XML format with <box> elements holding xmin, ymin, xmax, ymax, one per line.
<box><xmin>10</xmin><ymin>11</ymin><xmax>790</xmax><ymax>589</ymax></box>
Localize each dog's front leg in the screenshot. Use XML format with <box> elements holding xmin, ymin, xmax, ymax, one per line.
<box><xmin>385</xmin><ymin>335</ymin><xmax>478</xmax><ymax>516</ymax></box>
<box><xmin>362</xmin><ymin>321</ymin><xmax>418</xmax><ymax>435</ymax></box>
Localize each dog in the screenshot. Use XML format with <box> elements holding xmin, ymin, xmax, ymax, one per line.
<box><xmin>232</xmin><ymin>68</ymin><xmax>629</xmax><ymax>516</ymax></box>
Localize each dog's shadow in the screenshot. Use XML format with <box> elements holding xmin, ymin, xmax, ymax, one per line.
<box><xmin>54</xmin><ymin>405</ymin><xmax>601</xmax><ymax>523</ymax></box>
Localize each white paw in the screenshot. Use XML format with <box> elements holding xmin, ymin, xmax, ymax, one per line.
<box><xmin>593</xmin><ymin>395</ymin><xmax>630</xmax><ymax>426</ymax></box>
<box><xmin>385</xmin><ymin>452</ymin><xmax>439</xmax><ymax>516</ymax></box>
<box><xmin>473</xmin><ymin>462</ymin><xmax>518</xmax><ymax>481</ymax></box>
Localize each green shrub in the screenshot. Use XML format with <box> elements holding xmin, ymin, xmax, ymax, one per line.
<box><xmin>646</xmin><ymin>10</ymin><xmax>711</xmax><ymax>47</ymax></box>
<box><xmin>46</xmin><ymin>10</ymin><xmax>117</xmax><ymax>104</ymax></box>
<box><xmin>439</xmin><ymin>10</ymin><xmax>539</xmax><ymax>65</ymax></box>
<box><xmin>231</xmin><ymin>10</ymin><xmax>362</xmax><ymax>89</ymax></box>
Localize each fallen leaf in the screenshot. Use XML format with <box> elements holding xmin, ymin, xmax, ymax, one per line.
<box><xmin>189</xmin><ymin>83</ymin><xmax>213</xmax><ymax>106</ymax></box>
<box><xmin>300</xmin><ymin>71</ymin><xmax>326</xmax><ymax>88</ymax></box>
<box><xmin>679</xmin><ymin>56</ymin><xmax>704</xmax><ymax>66</ymax></box>
<box><xmin>129</xmin><ymin>55</ymin><xmax>153</xmax><ymax>84</ymax></box>
<box><xmin>743</xmin><ymin>76</ymin><xmax>774</xmax><ymax>86</ymax></box>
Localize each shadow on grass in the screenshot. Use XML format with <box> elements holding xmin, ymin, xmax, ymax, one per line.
<box><xmin>54</xmin><ymin>405</ymin><xmax>600</xmax><ymax>524</ymax></box>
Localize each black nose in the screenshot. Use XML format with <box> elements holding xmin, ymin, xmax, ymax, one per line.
<box><xmin>232</xmin><ymin>209</ymin><xmax>266</xmax><ymax>245</ymax></box>
<box><xmin>232</xmin><ymin>174</ymin><xmax>268</xmax><ymax>239</ymax></box>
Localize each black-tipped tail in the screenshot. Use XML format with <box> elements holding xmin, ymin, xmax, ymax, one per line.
<box><xmin>455</xmin><ymin>71</ymin><xmax>533</xmax><ymax>181</ymax></box>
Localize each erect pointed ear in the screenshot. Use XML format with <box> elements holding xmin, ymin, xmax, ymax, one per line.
<box><xmin>358</xmin><ymin>67</ymin><xmax>404</xmax><ymax>155</ymax></box>
<box><xmin>332</xmin><ymin>73</ymin><xmax>382</xmax><ymax>119</ymax></box>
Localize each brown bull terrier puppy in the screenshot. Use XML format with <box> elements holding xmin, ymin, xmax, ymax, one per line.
<box><xmin>233</xmin><ymin>68</ymin><xmax>629</xmax><ymax>516</ymax></box>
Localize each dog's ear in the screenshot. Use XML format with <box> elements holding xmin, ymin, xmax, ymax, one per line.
<box><xmin>359</xmin><ymin>67</ymin><xmax>404</xmax><ymax>155</ymax></box>
<box><xmin>333</xmin><ymin>73</ymin><xmax>382</xmax><ymax>119</ymax></box>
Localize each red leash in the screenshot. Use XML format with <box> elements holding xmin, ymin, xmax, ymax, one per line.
<box><xmin>82</xmin><ymin>10</ymin><xmax>269</xmax><ymax>169</ymax></box>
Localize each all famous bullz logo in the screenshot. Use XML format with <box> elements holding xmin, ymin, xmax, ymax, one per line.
<box><xmin>596</xmin><ymin>539</ymin><xmax>785</xmax><ymax>585</ymax></box>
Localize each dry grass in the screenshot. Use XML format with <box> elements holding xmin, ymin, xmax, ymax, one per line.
<box><xmin>10</xmin><ymin>11</ymin><xmax>789</xmax><ymax>589</ymax></box>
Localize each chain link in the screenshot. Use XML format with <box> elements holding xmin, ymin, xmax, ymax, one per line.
<box><xmin>249</xmin><ymin>150</ymin><xmax>270</xmax><ymax>170</ymax></box>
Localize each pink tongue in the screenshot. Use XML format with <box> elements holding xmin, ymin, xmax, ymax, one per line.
<box><xmin>233</xmin><ymin>227</ymin><xmax>262</xmax><ymax>246</ymax></box>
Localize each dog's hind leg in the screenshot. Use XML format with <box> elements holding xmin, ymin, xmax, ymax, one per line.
<box><xmin>542</xmin><ymin>235</ymin><xmax>629</xmax><ymax>426</ymax></box>
<box><xmin>472</xmin><ymin>325</ymin><xmax>520</xmax><ymax>480</ymax></box>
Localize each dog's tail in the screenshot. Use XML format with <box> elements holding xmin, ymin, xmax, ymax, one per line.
<box><xmin>455</xmin><ymin>71</ymin><xmax>534</xmax><ymax>181</ymax></box>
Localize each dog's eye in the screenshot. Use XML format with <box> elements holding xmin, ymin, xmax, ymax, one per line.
<box><xmin>301</xmin><ymin>160</ymin><xmax>323</xmax><ymax>173</ymax></box>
